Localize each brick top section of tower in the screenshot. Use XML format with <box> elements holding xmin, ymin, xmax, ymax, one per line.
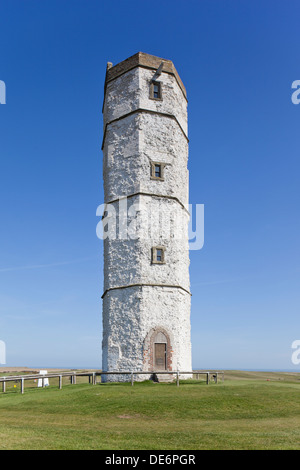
<box><xmin>104</xmin><ymin>52</ymin><xmax>187</xmax><ymax>100</ymax></box>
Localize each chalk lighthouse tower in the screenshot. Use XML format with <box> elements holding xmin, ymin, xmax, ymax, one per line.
<box><xmin>101</xmin><ymin>52</ymin><xmax>191</xmax><ymax>379</ymax></box>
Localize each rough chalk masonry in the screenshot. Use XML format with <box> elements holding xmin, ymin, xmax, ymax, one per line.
<box><xmin>102</xmin><ymin>52</ymin><xmax>192</xmax><ymax>380</ymax></box>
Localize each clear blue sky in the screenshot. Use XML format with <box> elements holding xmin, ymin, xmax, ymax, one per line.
<box><xmin>0</xmin><ymin>0</ymin><xmax>299</xmax><ymax>370</ymax></box>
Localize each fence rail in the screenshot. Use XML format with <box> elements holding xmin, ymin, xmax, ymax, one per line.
<box><xmin>0</xmin><ymin>370</ymin><xmax>224</xmax><ymax>394</ymax></box>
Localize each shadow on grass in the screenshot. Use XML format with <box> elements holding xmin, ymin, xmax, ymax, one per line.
<box><xmin>98</xmin><ymin>379</ymin><xmax>210</xmax><ymax>386</ymax></box>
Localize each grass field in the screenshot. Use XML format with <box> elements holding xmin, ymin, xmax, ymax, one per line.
<box><xmin>0</xmin><ymin>370</ymin><xmax>300</xmax><ymax>450</ymax></box>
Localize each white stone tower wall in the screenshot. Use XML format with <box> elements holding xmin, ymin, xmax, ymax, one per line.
<box><xmin>102</xmin><ymin>53</ymin><xmax>192</xmax><ymax>380</ymax></box>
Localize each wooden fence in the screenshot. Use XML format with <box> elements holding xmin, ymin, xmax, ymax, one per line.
<box><xmin>0</xmin><ymin>370</ymin><xmax>224</xmax><ymax>394</ymax></box>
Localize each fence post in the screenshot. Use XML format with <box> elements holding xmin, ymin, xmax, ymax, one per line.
<box><xmin>131</xmin><ymin>372</ymin><xmax>134</xmax><ymax>386</ymax></box>
<box><xmin>59</xmin><ymin>375</ymin><xmax>62</xmax><ymax>390</ymax></box>
<box><xmin>21</xmin><ymin>378</ymin><xmax>24</xmax><ymax>394</ymax></box>
<box><xmin>93</xmin><ymin>372</ymin><xmax>96</xmax><ymax>385</ymax></box>
<box><xmin>176</xmin><ymin>371</ymin><xmax>179</xmax><ymax>387</ymax></box>
<box><xmin>2</xmin><ymin>379</ymin><xmax>6</xmax><ymax>393</ymax></box>
<box><xmin>206</xmin><ymin>373</ymin><xmax>209</xmax><ymax>385</ymax></box>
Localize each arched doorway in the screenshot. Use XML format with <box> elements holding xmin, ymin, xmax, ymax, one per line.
<box><xmin>153</xmin><ymin>331</ymin><xmax>167</xmax><ymax>370</ymax></box>
<box><xmin>143</xmin><ymin>327</ymin><xmax>173</xmax><ymax>372</ymax></box>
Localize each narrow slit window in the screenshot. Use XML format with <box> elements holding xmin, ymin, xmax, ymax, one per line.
<box><xmin>151</xmin><ymin>162</ymin><xmax>165</xmax><ymax>180</ymax></box>
<box><xmin>152</xmin><ymin>247</ymin><xmax>165</xmax><ymax>264</ymax></box>
<box><xmin>150</xmin><ymin>81</ymin><xmax>162</xmax><ymax>100</ymax></box>
<box><xmin>156</xmin><ymin>249</ymin><xmax>162</xmax><ymax>262</ymax></box>
<box><xmin>153</xmin><ymin>84</ymin><xmax>159</xmax><ymax>99</ymax></box>
<box><xmin>155</xmin><ymin>164</ymin><xmax>161</xmax><ymax>178</ymax></box>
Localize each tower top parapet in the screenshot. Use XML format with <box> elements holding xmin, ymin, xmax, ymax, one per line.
<box><xmin>105</xmin><ymin>52</ymin><xmax>187</xmax><ymax>100</ymax></box>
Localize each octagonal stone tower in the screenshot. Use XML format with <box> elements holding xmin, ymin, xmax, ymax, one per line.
<box><xmin>101</xmin><ymin>52</ymin><xmax>192</xmax><ymax>380</ymax></box>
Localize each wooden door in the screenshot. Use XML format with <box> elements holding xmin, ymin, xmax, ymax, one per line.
<box><xmin>154</xmin><ymin>343</ymin><xmax>166</xmax><ymax>370</ymax></box>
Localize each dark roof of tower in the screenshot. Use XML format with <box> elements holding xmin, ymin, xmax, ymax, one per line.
<box><xmin>105</xmin><ymin>52</ymin><xmax>187</xmax><ymax>100</ymax></box>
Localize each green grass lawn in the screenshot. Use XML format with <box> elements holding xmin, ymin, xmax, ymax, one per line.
<box><xmin>0</xmin><ymin>371</ymin><xmax>300</xmax><ymax>450</ymax></box>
